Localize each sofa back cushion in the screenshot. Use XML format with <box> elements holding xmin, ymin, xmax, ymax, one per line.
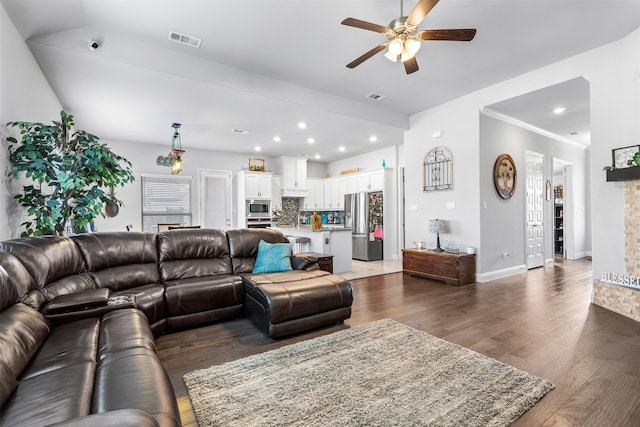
<box><xmin>72</xmin><ymin>232</ymin><xmax>160</xmax><ymax>291</ymax></box>
<box><xmin>227</xmin><ymin>228</ymin><xmax>289</xmax><ymax>274</ymax></box>
<box><xmin>0</xmin><ymin>237</ymin><xmax>93</xmax><ymax>301</ymax></box>
<box><xmin>0</xmin><ymin>251</ymin><xmax>43</xmax><ymax>310</ymax></box>
<box><xmin>157</xmin><ymin>229</ymin><xmax>232</xmax><ymax>281</ymax></box>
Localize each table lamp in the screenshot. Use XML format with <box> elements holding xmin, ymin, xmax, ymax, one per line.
<box><xmin>429</xmin><ymin>219</ymin><xmax>448</xmax><ymax>252</ymax></box>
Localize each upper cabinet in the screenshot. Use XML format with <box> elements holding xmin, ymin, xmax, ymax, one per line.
<box><xmin>356</xmin><ymin>170</ymin><xmax>384</xmax><ymax>192</ymax></box>
<box><xmin>303</xmin><ymin>179</ymin><xmax>325</xmax><ymax>210</ymax></box>
<box><xmin>244</xmin><ymin>172</ymin><xmax>272</xmax><ymax>199</ymax></box>
<box><xmin>278</xmin><ymin>156</ymin><xmax>308</xmax><ymax>197</ymax></box>
<box><xmin>271</xmin><ymin>176</ymin><xmax>282</xmax><ymax>211</ymax></box>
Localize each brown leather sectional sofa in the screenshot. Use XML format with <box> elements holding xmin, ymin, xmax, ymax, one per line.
<box><xmin>0</xmin><ymin>228</ymin><xmax>353</xmax><ymax>426</ymax></box>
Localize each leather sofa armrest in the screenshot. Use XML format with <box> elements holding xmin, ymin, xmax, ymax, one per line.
<box><xmin>291</xmin><ymin>254</ymin><xmax>320</xmax><ymax>271</ymax></box>
<box><xmin>45</xmin><ymin>409</ymin><xmax>160</xmax><ymax>427</ymax></box>
<box><xmin>43</xmin><ymin>288</ymin><xmax>111</xmax><ymax>315</ymax></box>
<box><xmin>44</xmin><ymin>295</ymin><xmax>136</xmax><ymax>327</ymax></box>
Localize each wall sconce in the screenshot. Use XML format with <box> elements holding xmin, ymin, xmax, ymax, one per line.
<box><xmin>156</xmin><ymin>122</ymin><xmax>185</xmax><ymax>174</ymax></box>
<box><xmin>429</xmin><ymin>219</ymin><xmax>449</xmax><ymax>252</ymax></box>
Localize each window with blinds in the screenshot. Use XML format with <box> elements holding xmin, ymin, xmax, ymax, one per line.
<box><xmin>141</xmin><ymin>174</ymin><xmax>193</xmax><ymax>232</ymax></box>
<box><xmin>200</xmin><ymin>170</ymin><xmax>231</xmax><ymax>230</ymax></box>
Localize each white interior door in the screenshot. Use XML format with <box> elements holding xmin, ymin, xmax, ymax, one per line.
<box><xmin>525</xmin><ymin>151</ymin><xmax>544</xmax><ymax>269</ymax></box>
<box><xmin>199</xmin><ymin>170</ymin><xmax>232</xmax><ymax>230</ymax></box>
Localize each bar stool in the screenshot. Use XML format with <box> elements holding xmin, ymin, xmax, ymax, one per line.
<box><xmin>285</xmin><ymin>236</ymin><xmax>311</xmax><ymax>254</ymax></box>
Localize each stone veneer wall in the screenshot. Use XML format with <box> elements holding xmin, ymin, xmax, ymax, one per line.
<box><xmin>593</xmin><ymin>179</ymin><xmax>640</xmax><ymax>321</ymax></box>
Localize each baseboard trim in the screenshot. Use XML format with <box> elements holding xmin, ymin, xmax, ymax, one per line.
<box><xmin>477</xmin><ymin>264</ymin><xmax>527</xmax><ymax>283</ymax></box>
<box><xmin>572</xmin><ymin>251</ymin><xmax>592</xmax><ymax>259</ymax></box>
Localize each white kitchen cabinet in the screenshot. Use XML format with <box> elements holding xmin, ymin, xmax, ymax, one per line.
<box><xmin>244</xmin><ymin>172</ymin><xmax>272</xmax><ymax>199</ymax></box>
<box><xmin>278</xmin><ymin>156</ymin><xmax>308</xmax><ymax>196</ymax></box>
<box><xmin>271</xmin><ymin>176</ymin><xmax>282</xmax><ymax>211</ymax></box>
<box><xmin>369</xmin><ymin>170</ymin><xmax>384</xmax><ymax>191</ymax></box>
<box><xmin>356</xmin><ymin>169</ymin><xmax>385</xmax><ymax>192</ymax></box>
<box><xmin>303</xmin><ymin>179</ymin><xmax>325</xmax><ymax>210</ymax></box>
<box><xmin>346</xmin><ymin>175</ymin><xmax>357</xmax><ymax>194</ymax></box>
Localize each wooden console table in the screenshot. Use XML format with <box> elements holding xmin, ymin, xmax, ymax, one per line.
<box><xmin>402</xmin><ymin>249</ymin><xmax>476</xmax><ymax>286</ymax></box>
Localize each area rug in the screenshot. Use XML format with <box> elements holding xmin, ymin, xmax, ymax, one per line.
<box><xmin>183</xmin><ymin>319</ymin><xmax>554</xmax><ymax>426</ymax></box>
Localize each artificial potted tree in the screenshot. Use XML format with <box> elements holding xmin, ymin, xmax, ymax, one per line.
<box><xmin>6</xmin><ymin>111</ymin><xmax>135</xmax><ymax>236</ymax></box>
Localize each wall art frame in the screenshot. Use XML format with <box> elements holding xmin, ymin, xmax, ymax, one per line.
<box><xmin>493</xmin><ymin>153</ymin><xmax>517</xmax><ymax>199</ymax></box>
<box><xmin>422</xmin><ymin>146</ymin><xmax>453</xmax><ymax>191</ymax></box>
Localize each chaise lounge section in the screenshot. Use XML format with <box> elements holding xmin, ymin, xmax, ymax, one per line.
<box><xmin>0</xmin><ymin>227</ymin><xmax>353</xmax><ymax>426</ymax></box>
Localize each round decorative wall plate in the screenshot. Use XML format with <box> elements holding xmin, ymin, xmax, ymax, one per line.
<box><xmin>493</xmin><ymin>154</ymin><xmax>517</xmax><ymax>199</ymax></box>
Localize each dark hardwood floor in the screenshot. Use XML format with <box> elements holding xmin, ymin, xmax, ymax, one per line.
<box><xmin>156</xmin><ymin>257</ymin><xmax>640</xmax><ymax>426</ymax></box>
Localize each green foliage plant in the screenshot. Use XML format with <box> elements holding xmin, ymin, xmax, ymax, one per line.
<box><xmin>6</xmin><ymin>111</ymin><xmax>135</xmax><ymax>236</ymax></box>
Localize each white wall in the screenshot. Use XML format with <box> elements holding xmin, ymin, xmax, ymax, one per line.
<box><xmin>327</xmin><ymin>145</ymin><xmax>400</xmax><ymax>177</ymax></box>
<box><xmin>405</xmin><ymin>27</ymin><xmax>640</xmax><ymax>280</ymax></box>
<box><xmin>0</xmin><ymin>4</ymin><xmax>62</xmax><ymax>239</ymax></box>
<box><xmin>479</xmin><ymin>115</ymin><xmax>589</xmax><ymax>274</ymax></box>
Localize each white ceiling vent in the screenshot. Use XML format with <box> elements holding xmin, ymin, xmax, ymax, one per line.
<box><xmin>366</xmin><ymin>93</ymin><xmax>386</xmax><ymax>101</ymax></box>
<box><xmin>168</xmin><ymin>31</ymin><xmax>202</xmax><ymax>48</ymax></box>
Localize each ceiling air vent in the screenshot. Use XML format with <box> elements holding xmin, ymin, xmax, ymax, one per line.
<box><xmin>168</xmin><ymin>31</ymin><xmax>202</xmax><ymax>48</ymax></box>
<box><xmin>366</xmin><ymin>93</ymin><xmax>386</xmax><ymax>101</ymax></box>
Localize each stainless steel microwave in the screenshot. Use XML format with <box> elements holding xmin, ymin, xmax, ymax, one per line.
<box><xmin>246</xmin><ymin>200</ymin><xmax>271</xmax><ymax>218</ymax></box>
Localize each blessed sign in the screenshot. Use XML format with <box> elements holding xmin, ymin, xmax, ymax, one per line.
<box><xmin>602</xmin><ymin>272</ymin><xmax>640</xmax><ymax>290</ymax></box>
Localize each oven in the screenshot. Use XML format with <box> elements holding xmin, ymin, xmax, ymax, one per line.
<box><xmin>246</xmin><ymin>199</ymin><xmax>271</xmax><ymax>218</ymax></box>
<box><xmin>246</xmin><ymin>218</ymin><xmax>272</xmax><ymax>228</ymax></box>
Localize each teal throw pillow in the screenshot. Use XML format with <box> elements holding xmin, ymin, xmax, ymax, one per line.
<box><xmin>252</xmin><ymin>239</ymin><xmax>293</xmax><ymax>274</ymax></box>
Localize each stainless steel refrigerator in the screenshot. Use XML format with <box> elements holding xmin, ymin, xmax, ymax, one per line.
<box><xmin>344</xmin><ymin>192</ymin><xmax>383</xmax><ymax>261</ymax></box>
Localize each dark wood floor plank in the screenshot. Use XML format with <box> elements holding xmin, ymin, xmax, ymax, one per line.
<box><xmin>156</xmin><ymin>258</ymin><xmax>640</xmax><ymax>426</ymax></box>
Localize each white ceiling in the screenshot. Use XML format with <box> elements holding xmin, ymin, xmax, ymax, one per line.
<box><xmin>3</xmin><ymin>0</ymin><xmax>639</xmax><ymax>163</ymax></box>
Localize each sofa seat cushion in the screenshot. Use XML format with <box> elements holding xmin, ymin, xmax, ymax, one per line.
<box><xmin>20</xmin><ymin>318</ymin><xmax>99</xmax><ymax>380</ymax></box>
<box><xmin>164</xmin><ymin>275</ymin><xmax>243</xmax><ymax>317</ymax></box>
<box><xmin>94</xmin><ymin>347</ymin><xmax>180</xmax><ymax>427</ymax></box>
<box><xmin>242</xmin><ymin>270</ymin><xmax>353</xmax><ymax>324</ymax></box>
<box><xmin>2</xmin><ymin>362</ymin><xmax>95</xmax><ymax>427</ymax></box>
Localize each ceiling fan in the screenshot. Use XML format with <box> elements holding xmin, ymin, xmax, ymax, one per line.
<box><xmin>341</xmin><ymin>0</ymin><xmax>476</xmax><ymax>74</ymax></box>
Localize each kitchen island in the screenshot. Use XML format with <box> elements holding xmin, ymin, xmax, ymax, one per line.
<box><xmin>275</xmin><ymin>226</ymin><xmax>352</xmax><ymax>274</ymax></box>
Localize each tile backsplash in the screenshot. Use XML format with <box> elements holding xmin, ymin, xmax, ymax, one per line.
<box><xmin>274</xmin><ymin>197</ymin><xmax>344</xmax><ymax>226</ymax></box>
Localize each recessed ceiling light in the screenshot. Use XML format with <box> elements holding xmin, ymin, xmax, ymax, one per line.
<box><xmin>273</xmin><ymin>136</ymin><xmax>281</xmax><ymax>142</ymax></box>
<box><xmin>553</xmin><ymin>107</ymin><xmax>567</xmax><ymax>115</ymax></box>
<box><xmin>297</xmin><ymin>122</ymin><xmax>307</xmax><ymax>129</ymax></box>
<box><xmin>314</xmin><ymin>154</ymin><xmax>320</xmax><ymax>159</ymax></box>
<box><xmin>338</xmin><ymin>146</ymin><xmax>346</xmax><ymax>152</ymax></box>
<box><xmin>369</xmin><ymin>136</ymin><xmax>378</xmax><ymax>142</ymax></box>
<box><xmin>254</xmin><ymin>146</ymin><xmax>261</xmax><ymax>152</ymax></box>
<box><xmin>307</xmin><ymin>138</ymin><xmax>315</xmax><ymax>144</ymax></box>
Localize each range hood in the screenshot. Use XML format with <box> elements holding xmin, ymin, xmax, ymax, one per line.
<box><xmin>282</xmin><ymin>189</ymin><xmax>309</xmax><ymax>198</ymax></box>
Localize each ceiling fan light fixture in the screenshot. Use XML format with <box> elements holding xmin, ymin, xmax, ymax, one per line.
<box><xmin>400</xmin><ymin>51</ymin><xmax>415</xmax><ymax>63</ymax></box>
<box><xmin>405</xmin><ymin>38</ymin><xmax>421</xmax><ymax>55</ymax></box>
<box><xmin>388</xmin><ymin>38</ymin><xmax>404</xmax><ymax>55</ymax></box>
<box><xmin>384</xmin><ymin>50</ymin><xmax>399</xmax><ymax>62</ymax></box>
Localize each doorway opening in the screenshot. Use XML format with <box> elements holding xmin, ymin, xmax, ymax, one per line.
<box><xmin>553</xmin><ymin>158</ymin><xmax>573</xmax><ymax>259</ymax></box>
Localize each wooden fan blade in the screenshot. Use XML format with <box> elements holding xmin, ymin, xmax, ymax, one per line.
<box><xmin>346</xmin><ymin>44</ymin><xmax>387</xmax><ymax>69</ymax></box>
<box><xmin>403</xmin><ymin>56</ymin><xmax>419</xmax><ymax>74</ymax></box>
<box><xmin>341</xmin><ymin>17</ymin><xmax>389</xmax><ymax>34</ymax></box>
<box><xmin>418</xmin><ymin>29</ymin><xmax>477</xmax><ymax>41</ymax></box>
<box><xmin>406</xmin><ymin>0</ymin><xmax>440</xmax><ymax>27</ymax></box>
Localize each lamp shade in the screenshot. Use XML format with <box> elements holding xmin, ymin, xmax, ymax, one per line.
<box><xmin>429</xmin><ymin>219</ymin><xmax>448</xmax><ymax>234</ymax></box>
